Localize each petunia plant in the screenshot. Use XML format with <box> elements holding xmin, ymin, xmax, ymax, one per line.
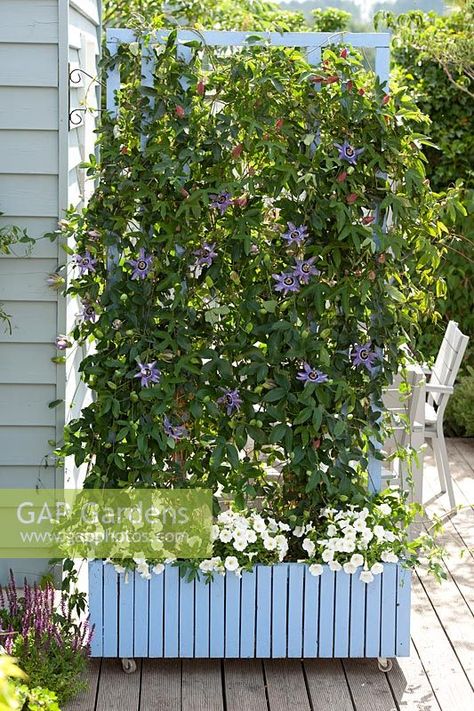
<box><xmin>57</xmin><ymin>32</ymin><xmax>449</xmax><ymax>531</ymax></box>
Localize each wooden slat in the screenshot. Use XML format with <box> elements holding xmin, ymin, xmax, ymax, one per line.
<box><xmin>272</xmin><ymin>564</ymin><xmax>288</xmax><ymax>657</ymax></box>
<box><xmin>0</xmin><ymin>343</ymin><xmax>56</xmax><ymax>384</ymax></box>
<box><xmin>118</xmin><ymin>571</ymin><xmax>134</xmax><ymax>658</ymax></box>
<box><xmin>225</xmin><ymin>572</ymin><xmax>240</xmax><ymax>658</ymax></box>
<box><xmin>349</xmin><ymin>574</ymin><xmax>366</xmax><ymax>657</ymax></box>
<box><xmin>0</xmin><ymin>384</ymin><xmax>55</xmax><ymax>426</ymax></box>
<box><xmin>304</xmin><ymin>659</ymin><xmax>354</xmax><ymax>711</ymax></box>
<box><xmin>0</xmin><ymin>130</ymin><xmax>58</xmax><ymax>174</ymax></box>
<box><xmin>0</xmin><ymin>1</ymin><xmax>58</xmax><ymax>43</ymax></box>
<box><xmin>264</xmin><ymin>659</ymin><xmax>311</xmax><ymax>711</ymax></box>
<box><xmin>256</xmin><ymin>565</ymin><xmax>271</xmax><ymax>657</ymax></box>
<box><xmin>288</xmin><ymin>563</ymin><xmax>304</xmax><ymax>658</ymax></box>
<box><xmin>380</xmin><ymin>565</ymin><xmax>397</xmax><ymax>657</ymax></box>
<box><xmin>334</xmin><ymin>572</ymin><xmax>351</xmax><ymax>657</ymax></box>
<box><xmin>182</xmin><ymin>659</ymin><xmax>224</xmax><ymax>711</ymax></box>
<box><xmin>149</xmin><ymin>572</ymin><xmax>164</xmax><ymax>657</ymax></box>
<box><xmin>140</xmin><ymin>660</ymin><xmax>182</xmax><ymax>711</ymax></box>
<box><xmin>103</xmin><ymin>565</ymin><xmax>118</xmax><ymax>657</ymax></box>
<box><xmin>0</xmin><ymin>44</ymin><xmax>58</xmax><ymax>87</ymax></box>
<box><xmin>343</xmin><ymin>659</ymin><xmax>396</xmax><ymax>710</ymax></box>
<box><xmin>0</xmin><ymin>88</ymin><xmax>58</xmax><ymax>131</ymax></box>
<box><xmin>95</xmin><ymin>659</ymin><xmax>140</xmax><ymax>711</ymax></box>
<box><xmin>318</xmin><ymin>566</ymin><xmax>335</xmax><ymax>657</ymax></box>
<box><xmin>195</xmin><ymin>575</ymin><xmax>210</xmax><ymax>657</ymax></box>
<box><xmin>365</xmin><ymin>574</ymin><xmax>382</xmax><ymax>657</ymax></box>
<box><xmin>210</xmin><ymin>573</ymin><xmax>224</xmax><ymax>657</ymax></box>
<box><xmin>387</xmin><ymin>646</ymin><xmax>442</xmax><ymax>711</ymax></box>
<box><xmin>89</xmin><ymin>560</ymin><xmax>103</xmax><ymax>657</ymax></box>
<box><xmin>224</xmin><ymin>660</ymin><xmax>267</xmax><ymax>711</ymax></box>
<box><xmin>396</xmin><ymin>568</ymin><xmax>411</xmax><ymax>657</ymax></box>
<box><xmin>0</xmin><ymin>259</ymin><xmax>58</xmax><ymax>301</ymax></box>
<box><xmin>0</xmin><ymin>426</ymin><xmax>55</xmax><ymax>465</ymax></box>
<box><xmin>0</xmin><ymin>301</ymin><xmax>57</xmax><ymax>343</ymax></box>
<box><xmin>0</xmin><ymin>175</ymin><xmax>58</xmax><ymax>217</ymax></box>
<box><xmin>134</xmin><ymin>572</ymin><xmax>149</xmax><ymax>657</ymax></box>
<box><xmin>164</xmin><ymin>565</ymin><xmax>179</xmax><ymax>657</ymax></box>
<box><xmin>303</xmin><ymin>565</ymin><xmax>319</xmax><ymax>657</ymax></box>
<box><xmin>240</xmin><ymin>569</ymin><xmax>256</xmax><ymax>658</ymax></box>
<box><xmin>180</xmin><ymin>575</ymin><xmax>195</xmax><ymax>658</ymax></box>
<box><xmin>410</xmin><ymin>574</ymin><xmax>474</xmax><ymax>709</ymax></box>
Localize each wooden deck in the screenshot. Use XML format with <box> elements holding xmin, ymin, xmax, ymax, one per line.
<box><xmin>66</xmin><ymin>438</ymin><xmax>474</xmax><ymax>711</ymax></box>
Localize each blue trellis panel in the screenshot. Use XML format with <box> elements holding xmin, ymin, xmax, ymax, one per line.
<box><xmin>89</xmin><ymin>560</ymin><xmax>411</xmax><ymax>659</ymax></box>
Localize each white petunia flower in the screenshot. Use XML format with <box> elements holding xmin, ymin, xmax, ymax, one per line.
<box><xmin>302</xmin><ymin>538</ymin><xmax>316</xmax><ymax>556</ymax></box>
<box><xmin>360</xmin><ymin>570</ymin><xmax>374</xmax><ymax>584</ymax></box>
<box><xmin>211</xmin><ymin>524</ymin><xmax>220</xmax><ymax>542</ymax></box>
<box><xmin>322</xmin><ymin>548</ymin><xmax>334</xmax><ymax>562</ymax></box>
<box><xmin>267</xmin><ymin>518</ymin><xmax>279</xmax><ymax>533</ymax></box>
<box><xmin>343</xmin><ymin>562</ymin><xmax>357</xmax><ymax>574</ymax></box>
<box><xmin>378</xmin><ymin>503</ymin><xmax>392</xmax><ymax>516</ymax></box>
<box><xmin>327</xmin><ymin>524</ymin><xmax>338</xmax><ymax>537</ymax></box>
<box><xmin>309</xmin><ymin>563</ymin><xmax>323</xmax><ymax>576</ymax></box>
<box><xmin>263</xmin><ymin>535</ymin><xmax>277</xmax><ymax>551</ymax></box>
<box><xmin>152</xmin><ymin>563</ymin><xmax>165</xmax><ymax>575</ymax></box>
<box><xmin>381</xmin><ymin>550</ymin><xmax>398</xmax><ymax>563</ymax></box>
<box><xmin>350</xmin><ymin>553</ymin><xmax>364</xmax><ymax>568</ymax></box>
<box><xmin>373</xmin><ymin>525</ymin><xmax>386</xmax><ymax>540</ymax></box>
<box><xmin>246</xmin><ymin>529</ymin><xmax>257</xmax><ymax>543</ymax></box>
<box><xmin>224</xmin><ymin>556</ymin><xmax>240</xmax><ymax>572</ymax></box>
<box><xmin>293</xmin><ymin>525</ymin><xmax>305</xmax><ymax>538</ymax></box>
<box><xmin>252</xmin><ymin>515</ymin><xmax>266</xmax><ymax>533</ymax></box>
<box><xmin>199</xmin><ymin>559</ymin><xmax>213</xmax><ymax>572</ymax></box>
<box><xmin>371</xmin><ymin>562</ymin><xmax>384</xmax><ymax>575</ymax></box>
<box><xmin>219</xmin><ymin>529</ymin><xmax>233</xmax><ymax>543</ymax></box>
<box><xmin>278</xmin><ymin>522</ymin><xmax>291</xmax><ymax>532</ymax></box>
<box><xmin>329</xmin><ymin>560</ymin><xmax>342</xmax><ymax>572</ymax></box>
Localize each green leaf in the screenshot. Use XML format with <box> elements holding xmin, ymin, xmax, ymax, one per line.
<box><xmin>269</xmin><ymin>423</ymin><xmax>288</xmax><ymax>443</ymax></box>
<box><xmin>263</xmin><ymin>387</ymin><xmax>286</xmax><ymax>402</ymax></box>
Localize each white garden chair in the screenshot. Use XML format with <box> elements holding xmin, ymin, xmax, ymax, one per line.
<box><xmin>423</xmin><ymin>321</ymin><xmax>469</xmax><ymax>509</ymax></box>
<box><xmin>381</xmin><ymin>364</ymin><xmax>426</xmax><ymax>503</ymax></box>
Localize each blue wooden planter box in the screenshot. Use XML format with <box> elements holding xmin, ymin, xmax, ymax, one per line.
<box><xmin>88</xmin><ymin>560</ymin><xmax>410</xmax><ymax>659</ymax></box>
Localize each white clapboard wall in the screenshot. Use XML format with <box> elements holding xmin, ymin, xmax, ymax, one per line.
<box><xmin>0</xmin><ymin>0</ymin><xmax>100</xmax><ymax>583</ymax></box>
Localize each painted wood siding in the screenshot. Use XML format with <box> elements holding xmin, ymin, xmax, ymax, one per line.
<box><xmin>0</xmin><ymin>0</ymin><xmax>100</xmax><ymax>581</ymax></box>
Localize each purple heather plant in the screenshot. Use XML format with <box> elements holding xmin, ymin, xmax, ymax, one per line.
<box><xmin>272</xmin><ymin>272</ymin><xmax>301</xmax><ymax>296</ymax></box>
<box><xmin>283</xmin><ymin>222</ymin><xmax>308</xmax><ymax>246</ymax></box>
<box><xmin>296</xmin><ymin>363</ymin><xmax>329</xmax><ymax>384</ymax></box>
<box><xmin>210</xmin><ymin>192</ymin><xmax>232</xmax><ymax>215</ymax></box>
<box><xmin>135</xmin><ymin>361</ymin><xmax>161</xmax><ymax>387</ymax></box>
<box><xmin>73</xmin><ymin>251</ymin><xmax>97</xmax><ymax>276</ymax></box>
<box><xmin>293</xmin><ymin>257</ymin><xmax>320</xmax><ymax>284</ymax></box>
<box><xmin>217</xmin><ymin>388</ymin><xmax>243</xmax><ymax>415</ymax></box>
<box><xmin>351</xmin><ymin>342</ymin><xmax>377</xmax><ymax>372</ymax></box>
<box><xmin>128</xmin><ymin>248</ymin><xmax>152</xmax><ymax>280</ymax></box>
<box><xmin>163</xmin><ymin>415</ymin><xmax>188</xmax><ymax>440</ymax></box>
<box><xmin>334</xmin><ymin>140</ymin><xmax>364</xmax><ymax>165</ymax></box>
<box><xmin>193</xmin><ymin>242</ymin><xmax>218</xmax><ymax>267</ymax></box>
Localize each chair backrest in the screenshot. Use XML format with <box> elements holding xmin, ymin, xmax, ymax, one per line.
<box><xmin>429</xmin><ymin>321</ymin><xmax>470</xmax><ymax>407</ymax></box>
<box><xmin>382</xmin><ymin>364</ymin><xmax>425</xmax><ymax>455</ymax></box>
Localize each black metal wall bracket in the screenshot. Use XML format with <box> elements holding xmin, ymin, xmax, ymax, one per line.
<box><xmin>68</xmin><ymin>65</ymin><xmax>104</xmax><ymax>129</ymax></box>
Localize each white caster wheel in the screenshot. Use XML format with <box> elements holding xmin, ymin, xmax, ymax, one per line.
<box><xmin>377</xmin><ymin>657</ymin><xmax>393</xmax><ymax>673</ymax></box>
<box><xmin>121</xmin><ymin>658</ymin><xmax>137</xmax><ymax>674</ymax></box>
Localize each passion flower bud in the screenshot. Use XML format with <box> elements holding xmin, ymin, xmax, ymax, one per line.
<box><xmin>231</xmin><ymin>143</ymin><xmax>243</xmax><ymax>159</ymax></box>
<box><xmin>362</xmin><ymin>215</ymin><xmax>375</xmax><ymax>225</ymax></box>
<box><xmin>382</xmin><ymin>93</ymin><xmax>390</xmax><ymax>105</ymax></box>
<box><xmin>180</xmin><ymin>188</ymin><xmax>190</xmax><ymax>198</ymax></box>
<box><xmin>275</xmin><ymin>118</ymin><xmax>284</xmax><ymax>131</ymax></box>
<box><xmin>337</xmin><ymin>171</ymin><xmax>348</xmax><ymax>183</ymax></box>
<box><xmin>55</xmin><ymin>335</ymin><xmax>71</xmax><ymax>350</ymax></box>
<box><xmin>340</xmin><ymin>48</ymin><xmax>349</xmax><ymax>59</ymax></box>
<box><xmin>233</xmin><ymin>196</ymin><xmax>248</xmax><ymax>208</ymax></box>
<box><xmin>120</xmin><ymin>145</ymin><xmax>129</xmax><ymax>155</ymax></box>
<box><xmin>310</xmin><ymin>75</ymin><xmax>324</xmax><ymax>84</ymax></box>
<box><xmin>312</xmin><ymin>438</ymin><xmax>321</xmax><ymax>450</ymax></box>
<box><xmin>368</xmin><ymin>270</ymin><xmax>376</xmax><ymax>281</ymax></box>
<box><xmin>345</xmin><ymin>80</ymin><xmax>353</xmax><ymax>92</ymax></box>
<box><xmin>46</xmin><ymin>273</ymin><xmax>64</xmax><ymax>290</ymax></box>
<box><xmin>87</xmin><ymin>229</ymin><xmax>100</xmax><ymax>240</ymax></box>
<box><xmin>346</xmin><ymin>193</ymin><xmax>358</xmax><ymax>205</ymax></box>
<box><xmin>175</xmin><ymin>105</ymin><xmax>185</xmax><ymax>118</ymax></box>
<box><xmin>196</xmin><ymin>80</ymin><xmax>205</xmax><ymax>96</ymax></box>
<box><xmin>323</xmin><ymin>75</ymin><xmax>339</xmax><ymax>85</ymax></box>
<box><xmin>358</xmin><ymin>88</ymin><xmax>365</xmax><ymax>96</ymax></box>
<box><xmin>377</xmin><ymin>253</ymin><xmax>386</xmax><ymax>264</ymax></box>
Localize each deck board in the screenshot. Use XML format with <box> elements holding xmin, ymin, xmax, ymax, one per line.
<box><xmin>64</xmin><ymin>439</ymin><xmax>474</xmax><ymax>711</ymax></box>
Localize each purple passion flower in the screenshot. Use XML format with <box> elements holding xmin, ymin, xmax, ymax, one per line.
<box><xmin>193</xmin><ymin>242</ymin><xmax>217</xmax><ymax>267</ymax></box>
<box><xmin>217</xmin><ymin>388</ymin><xmax>243</xmax><ymax>415</ymax></box>
<box><xmin>272</xmin><ymin>272</ymin><xmax>301</xmax><ymax>296</ymax></box>
<box><xmin>164</xmin><ymin>415</ymin><xmax>188</xmax><ymax>441</ymax></box>
<box><xmin>296</xmin><ymin>363</ymin><xmax>329</xmax><ymax>384</ymax></box>
<box><xmin>129</xmin><ymin>248</ymin><xmax>152</xmax><ymax>280</ymax></box>
<box><xmin>73</xmin><ymin>251</ymin><xmax>97</xmax><ymax>275</ymax></box>
<box><xmin>293</xmin><ymin>257</ymin><xmax>320</xmax><ymax>284</ymax></box>
<box><xmin>135</xmin><ymin>361</ymin><xmax>161</xmax><ymax>387</ymax></box>
<box><xmin>334</xmin><ymin>140</ymin><xmax>364</xmax><ymax>165</ymax></box>
<box><xmin>81</xmin><ymin>301</ymin><xmax>97</xmax><ymax>322</ymax></box>
<box><xmin>283</xmin><ymin>222</ymin><xmax>308</xmax><ymax>246</ymax></box>
<box><xmin>351</xmin><ymin>343</ymin><xmax>377</xmax><ymax>372</ymax></box>
<box><xmin>210</xmin><ymin>192</ymin><xmax>232</xmax><ymax>215</ymax></box>
<box><xmin>55</xmin><ymin>335</ymin><xmax>71</xmax><ymax>350</ymax></box>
